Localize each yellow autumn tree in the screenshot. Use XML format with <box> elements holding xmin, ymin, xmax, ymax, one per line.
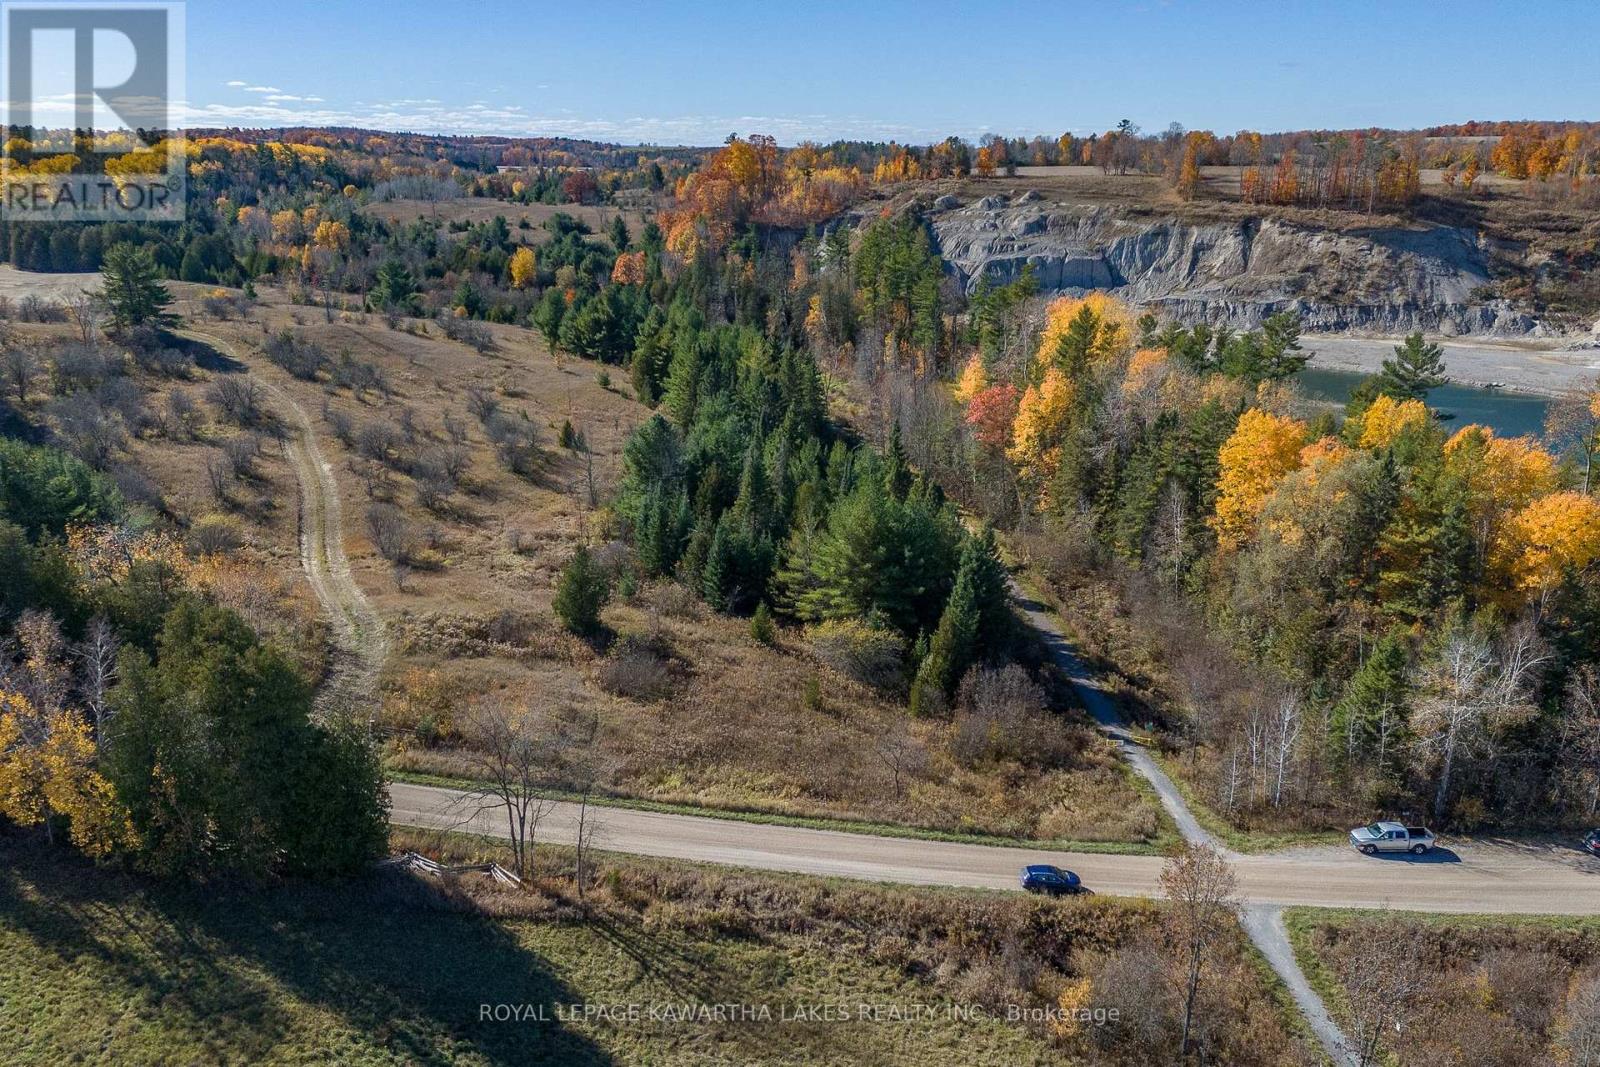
<box><xmin>953</xmin><ymin>354</ymin><xmax>988</xmax><ymax>404</ymax></box>
<box><xmin>1445</xmin><ymin>426</ymin><xmax>1560</xmax><ymax>549</ymax></box>
<box><xmin>0</xmin><ymin>691</ymin><xmax>136</xmax><ymax>858</ymax></box>
<box><xmin>509</xmin><ymin>245</ymin><xmax>537</xmax><ymax>289</ymax></box>
<box><xmin>1491</xmin><ymin>491</ymin><xmax>1600</xmax><ymax>596</ymax></box>
<box><xmin>1358</xmin><ymin>394</ymin><xmax>1430</xmax><ymax>449</ymax></box>
<box><xmin>1035</xmin><ymin>292</ymin><xmax>1135</xmax><ymax>374</ymax></box>
<box><xmin>1211</xmin><ymin>409</ymin><xmax>1308</xmax><ymax>549</ymax></box>
<box><xmin>1121</xmin><ymin>347</ymin><xmax>1169</xmax><ymax>396</ymax></box>
<box><xmin>1008</xmin><ymin>367</ymin><xmax>1076</xmax><ymax>481</ymax></box>
<box><xmin>312</xmin><ymin>219</ymin><xmax>350</xmax><ymax>252</ymax></box>
<box><xmin>1049</xmin><ymin>977</ymin><xmax>1095</xmax><ymax>1040</ymax></box>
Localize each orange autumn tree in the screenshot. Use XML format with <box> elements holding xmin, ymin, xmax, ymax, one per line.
<box><xmin>610</xmin><ymin>249</ymin><xmax>646</xmax><ymax>285</ymax></box>
<box><xmin>662</xmin><ymin>134</ymin><xmax>862</xmax><ymax>258</ymax></box>
<box><xmin>966</xmin><ymin>383</ymin><xmax>1022</xmax><ymax>451</ymax></box>
<box><xmin>1211</xmin><ymin>409</ymin><xmax>1308</xmax><ymax>549</ymax></box>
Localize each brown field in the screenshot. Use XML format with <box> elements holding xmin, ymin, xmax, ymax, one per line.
<box><xmin>1287</xmin><ymin>908</ymin><xmax>1600</xmax><ymax>1067</ymax></box>
<box><xmin>4</xmin><ymin>275</ymin><xmax>1161</xmax><ymax>846</ymax></box>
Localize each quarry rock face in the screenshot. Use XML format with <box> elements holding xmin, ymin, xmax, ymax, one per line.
<box><xmin>927</xmin><ymin>198</ymin><xmax>1543</xmax><ymax>337</ymax></box>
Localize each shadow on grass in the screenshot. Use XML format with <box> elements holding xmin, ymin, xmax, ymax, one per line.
<box><xmin>0</xmin><ymin>839</ymin><xmax>615</xmax><ymax>1066</ymax></box>
<box><xmin>175</xmin><ymin>333</ymin><xmax>248</xmax><ymax>374</ymax></box>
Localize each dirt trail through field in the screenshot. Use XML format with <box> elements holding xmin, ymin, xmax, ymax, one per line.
<box><xmin>183</xmin><ymin>330</ymin><xmax>387</xmax><ymax>710</ymax></box>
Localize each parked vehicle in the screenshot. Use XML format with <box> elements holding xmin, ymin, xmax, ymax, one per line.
<box><xmin>1349</xmin><ymin>821</ymin><xmax>1436</xmax><ymax>855</ymax></box>
<box><xmin>1020</xmin><ymin>864</ymin><xmax>1086</xmax><ymax>895</ymax></box>
<box><xmin>1584</xmin><ymin>829</ymin><xmax>1600</xmax><ymax>857</ymax></box>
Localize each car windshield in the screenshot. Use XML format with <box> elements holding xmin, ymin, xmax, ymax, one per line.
<box><xmin>1365</xmin><ymin>823</ymin><xmax>1384</xmax><ymax>835</ymax></box>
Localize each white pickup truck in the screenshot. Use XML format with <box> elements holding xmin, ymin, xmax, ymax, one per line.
<box><xmin>1349</xmin><ymin>821</ymin><xmax>1436</xmax><ymax>855</ymax></box>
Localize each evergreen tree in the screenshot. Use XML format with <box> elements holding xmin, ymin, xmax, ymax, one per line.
<box><xmin>1376</xmin><ymin>332</ymin><xmax>1448</xmax><ymax>400</ymax></box>
<box><xmin>97</xmin><ymin>242</ymin><xmax>177</xmax><ymax>332</ymax></box>
<box><xmin>532</xmin><ymin>286</ymin><xmax>567</xmax><ymax>348</ymax></box>
<box><xmin>749</xmin><ymin>601</ymin><xmax>776</xmax><ymax>645</ymax></box>
<box><xmin>882</xmin><ymin>422</ymin><xmax>913</xmax><ymax>501</ymax></box>
<box><xmin>1327</xmin><ymin>630</ymin><xmax>1411</xmax><ymax>780</ymax></box>
<box><xmin>701</xmin><ymin>516</ymin><xmax>734</xmax><ymax>610</ymax></box>
<box><xmin>371</xmin><ymin>258</ymin><xmax>421</xmax><ymax>314</ymax></box>
<box><xmin>553</xmin><ymin>545</ymin><xmax>611</xmax><ymax>636</ymax></box>
<box><xmin>910</xmin><ymin>539</ymin><xmax>984</xmax><ymax>715</ymax></box>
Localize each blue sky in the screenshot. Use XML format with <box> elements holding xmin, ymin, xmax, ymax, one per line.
<box><xmin>181</xmin><ymin>1</ymin><xmax>1600</xmax><ymax>145</ymax></box>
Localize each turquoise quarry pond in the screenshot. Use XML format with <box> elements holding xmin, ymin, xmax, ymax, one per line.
<box><xmin>1297</xmin><ymin>367</ymin><xmax>1551</xmax><ymax>439</ymax></box>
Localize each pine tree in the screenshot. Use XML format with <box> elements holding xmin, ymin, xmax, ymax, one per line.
<box><xmin>701</xmin><ymin>516</ymin><xmax>734</xmax><ymax>610</ymax></box>
<box><xmin>553</xmin><ymin>545</ymin><xmax>611</xmax><ymax>636</ymax></box>
<box><xmin>371</xmin><ymin>258</ymin><xmax>421</xmax><ymax>314</ymax></box>
<box><xmin>97</xmin><ymin>243</ymin><xmax>177</xmax><ymax>332</ymax></box>
<box><xmin>1376</xmin><ymin>332</ymin><xmax>1448</xmax><ymax>401</ymax></box>
<box><xmin>1327</xmin><ymin>631</ymin><xmax>1411</xmax><ymax>780</ymax></box>
<box><xmin>661</xmin><ymin>334</ymin><xmax>703</xmax><ymax>428</ymax></box>
<box><xmin>910</xmin><ymin>539</ymin><xmax>984</xmax><ymax>715</ymax></box>
<box><xmin>749</xmin><ymin>602</ymin><xmax>776</xmax><ymax>645</ymax></box>
<box><xmin>882</xmin><ymin>422</ymin><xmax>912</xmax><ymax>501</ymax></box>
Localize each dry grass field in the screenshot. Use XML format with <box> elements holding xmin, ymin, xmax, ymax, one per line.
<box><xmin>3</xmin><ymin>276</ymin><xmax>1163</xmax><ymax>847</ymax></box>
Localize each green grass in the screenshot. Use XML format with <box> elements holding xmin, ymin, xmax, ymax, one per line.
<box><xmin>0</xmin><ymin>839</ymin><xmax>1061</xmax><ymax>1067</ymax></box>
<box><xmin>387</xmin><ymin>768</ymin><xmax>1166</xmax><ymax>856</ymax></box>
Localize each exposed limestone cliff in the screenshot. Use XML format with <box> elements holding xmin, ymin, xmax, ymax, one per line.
<box><xmin>927</xmin><ymin>194</ymin><xmax>1547</xmax><ymax>337</ymax></box>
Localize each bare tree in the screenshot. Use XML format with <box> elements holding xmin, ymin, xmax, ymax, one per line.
<box><xmin>64</xmin><ymin>292</ymin><xmax>105</xmax><ymax>343</ymax></box>
<box><xmin>209</xmin><ymin>375</ymin><xmax>266</xmax><ymax>426</ymax></box>
<box><xmin>1412</xmin><ymin>618</ymin><xmax>1546</xmax><ymax>822</ymax></box>
<box><xmin>364</xmin><ymin>503</ymin><xmax>414</xmax><ymax>563</ymax></box>
<box><xmin>74</xmin><ymin>616</ymin><xmax>120</xmax><ymax>743</ymax></box>
<box><xmin>1268</xmin><ymin>692</ymin><xmax>1303</xmax><ymax>807</ymax></box>
<box><xmin>552</xmin><ymin>709</ymin><xmax>613</xmax><ymax>901</ymax></box>
<box><xmin>1160</xmin><ymin>842</ymin><xmax>1239</xmax><ymax>1060</ymax></box>
<box><xmin>1</xmin><ymin>344</ymin><xmax>36</xmax><ymax>404</ymax></box>
<box><xmin>874</xmin><ymin>728</ymin><xmax>922</xmax><ymax>802</ymax></box>
<box><xmin>1339</xmin><ymin>920</ymin><xmax>1424</xmax><ymax>1067</ymax></box>
<box><xmin>454</xmin><ymin>698</ymin><xmax>557</xmax><ymax>879</ymax></box>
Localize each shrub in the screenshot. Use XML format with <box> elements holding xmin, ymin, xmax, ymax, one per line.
<box><xmin>188</xmin><ymin>513</ymin><xmax>244</xmax><ymax>556</ymax></box>
<box><xmin>365</xmin><ymin>502</ymin><xmax>414</xmax><ymax>563</ymax></box>
<box><xmin>263</xmin><ymin>331</ymin><xmax>331</xmax><ymax>380</ymax></box>
<box><xmin>209</xmin><ymin>375</ymin><xmax>266</xmax><ymax>426</ymax></box>
<box><xmin>950</xmin><ymin>664</ymin><xmax>1082</xmax><ymax>768</ymax></box>
<box><xmin>596</xmin><ymin>635</ymin><xmax>675</xmax><ymax>701</ymax></box>
<box><xmin>806</xmin><ymin>619</ymin><xmax>905</xmax><ymax>690</ymax></box>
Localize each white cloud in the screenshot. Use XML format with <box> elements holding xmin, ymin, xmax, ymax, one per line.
<box><xmin>226</xmin><ymin>80</ymin><xmax>247</xmax><ymax>88</ymax></box>
<box><xmin>242</xmin><ymin>85</ymin><xmax>282</xmax><ymax>94</ymax></box>
<box><xmin>182</xmin><ymin>95</ymin><xmax>943</xmax><ymax>146</ymax></box>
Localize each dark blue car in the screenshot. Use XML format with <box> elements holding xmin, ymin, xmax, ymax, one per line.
<box><xmin>1020</xmin><ymin>864</ymin><xmax>1085</xmax><ymax>896</ymax></box>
